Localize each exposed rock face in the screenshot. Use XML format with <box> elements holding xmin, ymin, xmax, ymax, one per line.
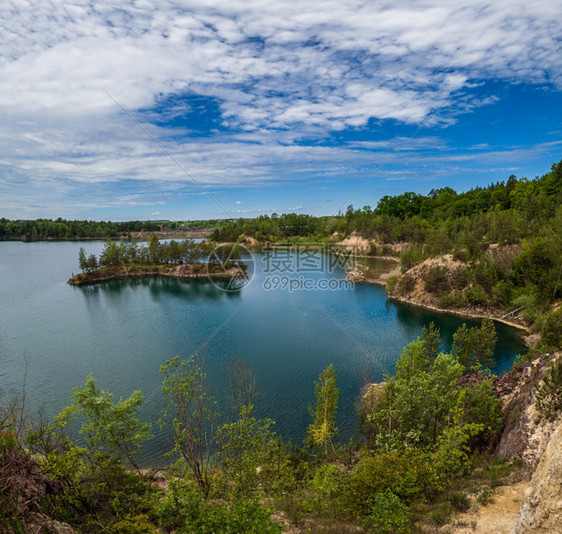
<box><xmin>336</xmin><ymin>231</ymin><xmax>411</xmax><ymax>254</ymax></box>
<box><xmin>487</xmin><ymin>244</ymin><xmax>522</xmax><ymax>270</ymax></box>
<box><xmin>497</xmin><ymin>354</ymin><xmax>562</xmax><ymax>467</ymax></box>
<box><xmin>511</xmin><ymin>421</ymin><xmax>562</xmax><ymax>534</ymax></box>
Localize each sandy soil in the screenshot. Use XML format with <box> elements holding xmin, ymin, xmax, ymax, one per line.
<box><xmin>447</xmin><ymin>482</ymin><xmax>527</xmax><ymax>534</ymax></box>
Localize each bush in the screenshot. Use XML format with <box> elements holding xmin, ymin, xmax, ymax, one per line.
<box><xmin>540</xmin><ymin>308</ymin><xmax>562</xmax><ymax>349</ymax></box>
<box><xmin>362</xmin><ymin>492</ymin><xmax>411</xmax><ymax>534</ymax></box>
<box><xmin>451</xmin><ymin>267</ymin><xmax>471</xmax><ymax>290</ymax></box>
<box><xmin>430</xmin><ymin>501</ymin><xmax>451</xmax><ymax>525</ymax></box>
<box><xmin>305</xmin><ymin>463</ymin><xmax>343</xmax><ymax>517</ymax></box>
<box><xmin>344</xmin><ymin>450</ymin><xmax>438</xmax><ymax>516</ymax></box>
<box><xmin>491</xmin><ymin>280</ymin><xmax>512</xmax><ymax>307</ymax></box>
<box><xmin>424</xmin><ymin>265</ymin><xmax>450</xmax><ymax>294</ymax></box>
<box><xmin>398</xmin><ymin>274</ymin><xmax>416</xmax><ymax>295</ymax></box>
<box><xmin>536</xmin><ymin>358</ymin><xmax>562</xmax><ymax>420</ymax></box>
<box><xmin>438</xmin><ymin>291</ymin><xmax>455</xmax><ymax>308</ymax></box>
<box><xmin>400</xmin><ymin>245</ymin><xmax>425</xmax><ymax>273</ymax></box>
<box><xmin>193</xmin><ymin>499</ymin><xmax>283</xmax><ymax>534</ymax></box>
<box><xmin>467</xmin><ymin>284</ymin><xmax>488</xmax><ymax>305</ymax></box>
<box><xmin>386</xmin><ymin>275</ymin><xmax>399</xmax><ymax>293</ymax></box>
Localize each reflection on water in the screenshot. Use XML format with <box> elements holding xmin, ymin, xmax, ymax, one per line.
<box><xmin>79</xmin><ymin>277</ymin><xmax>243</xmax><ymax>302</ymax></box>
<box><xmin>356</xmin><ymin>256</ymin><xmax>398</xmax><ymax>279</ymax></box>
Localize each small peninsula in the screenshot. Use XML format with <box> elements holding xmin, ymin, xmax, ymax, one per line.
<box><xmin>68</xmin><ymin>237</ymin><xmax>247</xmax><ymax>286</ymax></box>
<box><xmin>67</xmin><ymin>263</ymin><xmax>241</xmax><ymax>286</ymax></box>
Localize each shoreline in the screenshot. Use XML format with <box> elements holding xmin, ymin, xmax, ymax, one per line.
<box><xmin>67</xmin><ymin>264</ymin><xmax>241</xmax><ymax>286</ymax></box>
<box><xmin>387</xmin><ymin>293</ymin><xmax>530</xmax><ymax>332</ymax></box>
<box><xmin>349</xmin><ymin>270</ymin><xmax>530</xmax><ymax>334</ymax></box>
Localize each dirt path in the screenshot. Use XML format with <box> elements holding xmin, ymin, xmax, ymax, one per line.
<box><xmin>448</xmin><ymin>482</ymin><xmax>527</xmax><ymax>534</ymax></box>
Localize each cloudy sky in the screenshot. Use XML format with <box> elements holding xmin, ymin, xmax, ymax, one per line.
<box><xmin>1</xmin><ymin>0</ymin><xmax>561</xmax><ymax>221</ymax></box>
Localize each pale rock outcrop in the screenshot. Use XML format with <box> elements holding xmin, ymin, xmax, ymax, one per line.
<box><xmin>511</xmin><ymin>421</ymin><xmax>562</xmax><ymax>534</ymax></box>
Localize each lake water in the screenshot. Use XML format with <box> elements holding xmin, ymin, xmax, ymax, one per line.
<box><xmin>0</xmin><ymin>241</ymin><xmax>525</xmax><ymax>464</ymax></box>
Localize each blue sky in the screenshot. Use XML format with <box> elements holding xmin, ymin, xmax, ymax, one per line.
<box><xmin>1</xmin><ymin>1</ymin><xmax>561</xmax><ymax>221</ymax></box>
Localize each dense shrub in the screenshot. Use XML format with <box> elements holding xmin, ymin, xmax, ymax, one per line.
<box><xmin>466</xmin><ymin>283</ymin><xmax>488</xmax><ymax>305</ymax></box>
<box><xmin>362</xmin><ymin>492</ymin><xmax>411</xmax><ymax>533</ymax></box>
<box><xmin>424</xmin><ymin>265</ymin><xmax>450</xmax><ymax>294</ymax></box>
<box><xmin>536</xmin><ymin>358</ymin><xmax>562</xmax><ymax>420</ymax></box>
<box><xmin>540</xmin><ymin>308</ymin><xmax>562</xmax><ymax>349</ymax></box>
<box><xmin>344</xmin><ymin>450</ymin><xmax>438</xmax><ymax>516</ymax></box>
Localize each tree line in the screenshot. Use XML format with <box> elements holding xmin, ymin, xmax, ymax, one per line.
<box><xmin>0</xmin><ymin>218</ymin><xmax>164</xmax><ymax>240</ymax></box>
<box><xmin>78</xmin><ymin>236</ymin><xmax>240</xmax><ymax>272</ymax></box>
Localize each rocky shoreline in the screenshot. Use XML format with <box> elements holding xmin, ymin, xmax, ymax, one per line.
<box><xmin>348</xmin><ymin>257</ymin><xmax>530</xmax><ymax>333</ymax></box>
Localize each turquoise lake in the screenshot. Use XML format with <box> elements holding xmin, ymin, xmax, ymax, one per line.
<box><xmin>0</xmin><ymin>241</ymin><xmax>526</xmax><ymax>464</ymax></box>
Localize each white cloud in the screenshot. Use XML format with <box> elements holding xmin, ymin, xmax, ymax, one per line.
<box><xmin>0</xmin><ymin>0</ymin><xmax>561</xmax><ymax>216</ymax></box>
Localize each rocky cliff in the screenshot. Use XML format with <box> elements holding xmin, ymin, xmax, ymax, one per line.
<box><xmin>511</xmin><ymin>420</ymin><xmax>562</xmax><ymax>533</ymax></box>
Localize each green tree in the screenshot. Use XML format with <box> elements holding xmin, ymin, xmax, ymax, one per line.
<box><xmin>71</xmin><ymin>375</ymin><xmax>152</xmax><ymax>474</ymax></box>
<box><xmin>215</xmin><ymin>405</ymin><xmax>275</xmax><ymax>498</ymax></box>
<box><xmin>160</xmin><ymin>355</ymin><xmax>215</xmax><ymax>496</ymax></box>
<box><xmin>78</xmin><ymin>247</ymin><xmax>87</xmax><ymax>272</ymax></box>
<box><xmin>306</xmin><ymin>364</ymin><xmax>340</xmax><ymax>456</ymax></box>
<box><xmin>421</xmin><ymin>321</ymin><xmax>442</xmax><ymax>363</ymax></box>
<box><xmin>452</xmin><ymin>319</ymin><xmax>497</xmax><ymax>370</ymax></box>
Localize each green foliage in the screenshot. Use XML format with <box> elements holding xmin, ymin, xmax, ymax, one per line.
<box><xmin>421</xmin><ymin>321</ymin><xmax>442</xmax><ymax>363</ymax></box>
<box><xmin>398</xmin><ymin>274</ymin><xmax>416</xmax><ymax>295</ymax></box>
<box><xmin>72</xmin><ymin>375</ymin><xmax>152</xmax><ymax>472</ymax></box>
<box><xmin>153</xmin><ymin>479</ymin><xmax>282</xmax><ymax>533</ymax></box>
<box><xmin>160</xmin><ymin>355</ymin><xmax>216</xmax><ymax>496</ymax></box>
<box><xmin>307</xmin><ymin>364</ymin><xmax>340</xmax><ymax>456</ymax></box>
<box><xmin>539</xmin><ymin>308</ymin><xmax>562</xmax><ymax>349</ymax></box>
<box><xmin>215</xmin><ymin>405</ymin><xmax>276</xmax><ymax>498</ymax></box>
<box><xmin>192</xmin><ymin>498</ymin><xmax>283</xmax><ymax>534</ymax></box>
<box><xmin>433</xmin><ymin>399</ymin><xmax>484</xmax><ymax>477</ymax></box>
<box><xmin>424</xmin><ymin>265</ymin><xmax>450</xmax><ymax>294</ymax></box>
<box><xmin>152</xmin><ymin>478</ymin><xmax>204</xmax><ymax>530</ymax></box>
<box><xmin>80</xmin><ymin>237</ymin><xmax>211</xmax><ymax>271</ymax></box>
<box><xmin>449</xmin><ymin>491</ymin><xmax>470</xmax><ymax>512</ymax></box>
<box><xmin>25</xmin><ymin>380</ymin><xmax>154</xmax><ymax>531</ymax></box>
<box><xmin>452</xmin><ymin>318</ymin><xmax>497</xmax><ymax>370</ymax></box>
<box><xmin>460</xmin><ymin>379</ymin><xmax>503</xmax><ymax>447</ymax></box>
<box><xmin>371</xmin><ymin>349</ymin><xmax>464</xmax><ymax>449</ymax></box>
<box><xmin>536</xmin><ymin>358</ymin><xmax>562</xmax><ymax>420</ymax></box>
<box><xmin>466</xmin><ymin>283</ymin><xmax>489</xmax><ymax>305</ymax></box>
<box><xmin>304</xmin><ymin>463</ymin><xmax>344</xmax><ymax>517</ymax></box>
<box><xmin>345</xmin><ymin>450</ymin><xmax>437</xmax><ymax>516</ymax></box>
<box><xmin>385</xmin><ymin>274</ymin><xmax>399</xmax><ymax>293</ymax></box>
<box><xmin>362</xmin><ymin>492</ymin><xmax>411</xmax><ymax>533</ymax></box>
<box><xmin>109</xmin><ymin>515</ymin><xmax>160</xmax><ymax>533</ymax></box>
<box><xmin>400</xmin><ymin>245</ymin><xmax>425</xmax><ymax>273</ymax></box>
<box><xmin>0</xmin><ymin>426</ymin><xmax>17</xmax><ymax>453</ymax></box>
<box><xmin>0</xmin><ymin>218</ymin><xmax>161</xmax><ymax>240</ymax></box>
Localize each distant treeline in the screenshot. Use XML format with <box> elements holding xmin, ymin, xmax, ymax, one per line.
<box><xmin>0</xmin><ymin>218</ymin><xmax>162</xmax><ymax>239</ymax></box>
<box><xmin>212</xmin><ymin>161</ymin><xmax>562</xmax><ymax>245</ymax></box>
<box><xmin>0</xmin><ymin>217</ymin><xmax>232</xmax><ymax>240</ymax></box>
